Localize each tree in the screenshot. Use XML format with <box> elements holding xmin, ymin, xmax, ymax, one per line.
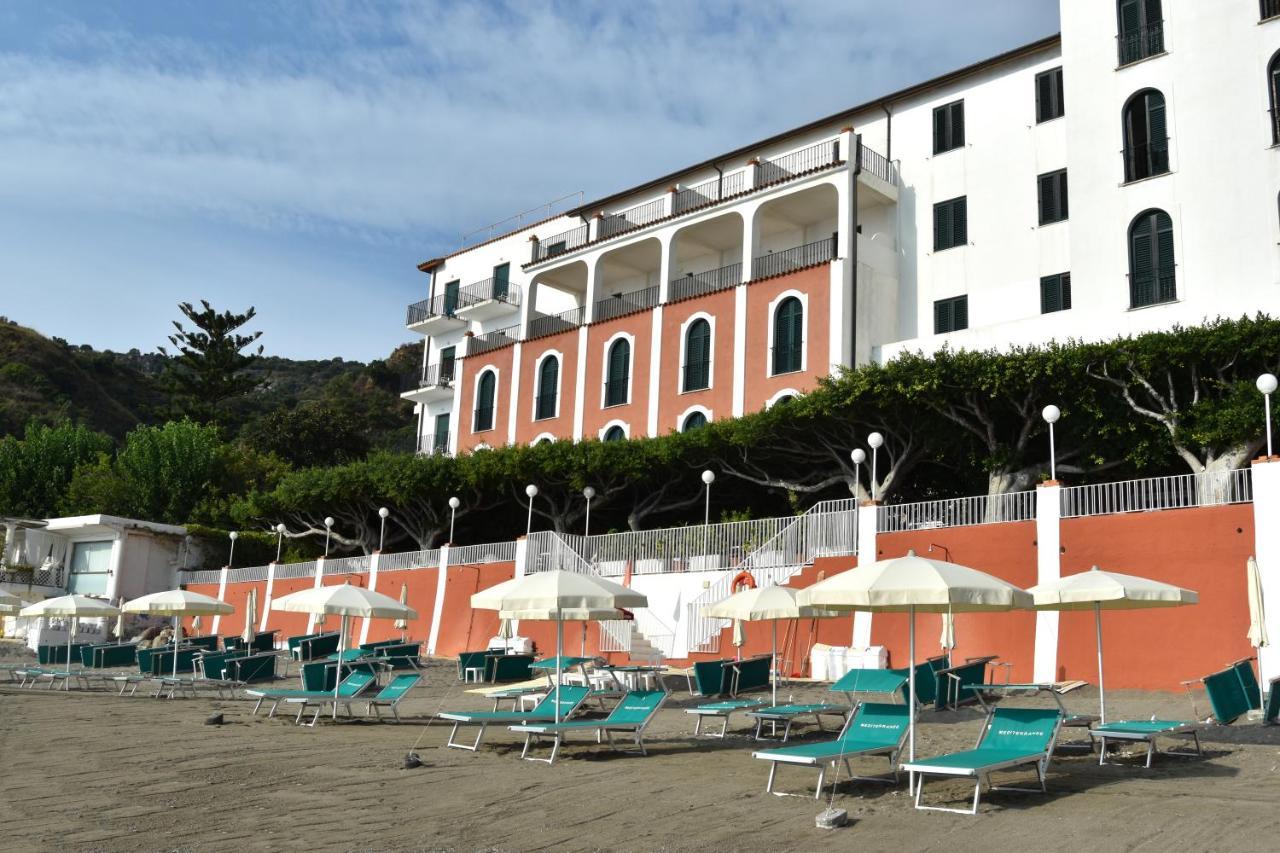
<box><xmin>159</xmin><ymin>300</ymin><xmax>265</xmax><ymax>421</ymax></box>
<box><xmin>240</xmin><ymin>403</ymin><xmax>370</xmax><ymax>467</ymax></box>
<box><xmin>0</xmin><ymin>421</ymin><xmax>113</xmax><ymax>518</ymax></box>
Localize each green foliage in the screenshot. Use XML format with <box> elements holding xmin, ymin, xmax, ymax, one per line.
<box><xmin>0</xmin><ymin>422</ymin><xmax>113</xmax><ymax>518</ymax></box>
<box><xmin>240</xmin><ymin>403</ymin><xmax>370</xmax><ymax>467</ymax></box>
<box><xmin>159</xmin><ymin>301</ymin><xmax>266</xmax><ymax>421</ymax></box>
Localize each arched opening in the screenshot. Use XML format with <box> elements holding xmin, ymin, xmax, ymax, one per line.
<box><xmin>604</xmin><ymin>338</ymin><xmax>631</xmax><ymax>406</ymax></box>
<box><xmin>602</xmin><ymin>425</ymin><xmax>626</xmax><ymax>442</ymax></box>
<box><xmin>474</xmin><ymin>370</ymin><xmax>496</xmax><ymax>432</ymax></box>
<box><xmin>771</xmin><ymin>296</ymin><xmax>804</xmax><ymax>375</ymax></box>
<box><xmin>1128</xmin><ymin>209</ymin><xmax>1176</xmax><ymax>307</ymax></box>
<box><xmin>682</xmin><ymin>411</ymin><xmax>708</xmax><ymax>432</ymax></box>
<box><xmin>683</xmin><ymin>318</ymin><xmax>712</xmax><ymax>391</ymax></box>
<box><xmin>1122</xmin><ymin>89</ymin><xmax>1169</xmax><ymax>182</ymax></box>
<box><xmin>535</xmin><ymin>355</ymin><xmax>560</xmax><ymax>420</ymax></box>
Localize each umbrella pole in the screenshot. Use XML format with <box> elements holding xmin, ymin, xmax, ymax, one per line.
<box><xmin>67</xmin><ymin>616</ymin><xmax>76</xmax><ymax>684</ymax></box>
<box><xmin>771</xmin><ymin>620</ymin><xmax>778</xmax><ymax>708</ymax></box>
<box><xmin>556</xmin><ymin>617</ymin><xmax>564</xmax><ymax>724</ymax></box>
<box><xmin>908</xmin><ymin>604</ymin><xmax>916</xmax><ymax>795</ymax></box>
<box><xmin>335</xmin><ymin>614</ymin><xmax>346</xmax><ymax>721</ymax></box>
<box><xmin>1095</xmin><ymin>602</ymin><xmax>1106</xmax><ymax>725</ymax></box>
<box><xmin>173</xmin><ymin>615</ymin><xmax>180</xmax><ymax>679</ymax></box>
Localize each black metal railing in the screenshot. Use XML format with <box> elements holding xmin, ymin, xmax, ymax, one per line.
<box><xmin>857</xmin><ymin>142</ymin><xmax>894</xmax><ymax>184</ymax></box>
<box><xmin>1117</xmin><ymin>22</ymin><xmax>1164</xmax><ymax>66</ymax></box>
<box><xmin>1263</xmin><ymin>0</ymin><xmax>1280</xmax><ymax>20</ymax></box>
<box><xmin>526</xmin><ymin>306</ymin><xmax>585</xmax><ymax>340</ymax></box>
<box><xmin>593</xmin><ymin>285</ymin><xmax>660</xmax><ymax>322</ymax></box>
<box><xmin>604</xmin><ymin>377</ymin><xmax>628</xmax><ymax>407</ymax></box>
<box><xmin>416</xmin><ymin>432</ymin><xmax>450</xmax><ymax>455</ymax></box>
<box><xmin>757</xmin><ymin>139</ymin><xmax>841</xmax><ymax>186</ymax></box>
<box><xmin>751</xmin><ymin>235</ymin><xmax>837</xmax><ymax>281</ymax></box>
<box><xmin>406</xmin><ymin>292</ymin><xmax>459</xmax><ymax>325</ymax></box>
<box><xmin>598</xmin><ymin>196</ymin><xmax>668</xmax><ymax>239</ymax></box>
<box><xmin>420</xmin><ymin>361</ymin><xmax>454</xmax><ymax>387</ymax></box>
<box><xmin>669</xmin><ymin>262</ymin><xmax>742</xmax><ymax>302</ymax></box>
<box><xmin>459</xmin><ymin>277</ymin><xmax>522</xmax><ymax>308</ymax></box>
<box><xmin>469</xmin><ymin>324</ymin><xmax>520</xmax><ymax>355</ymax></box>
<box><xmin>1130</xmin><ymin>272</ymin><xmax>1177</xmax><ymax>309</ymax></box>
<box><xmin>0</xmin><ymin>566</ymin><xmax>63</xmax><ymax>588</ymax></box>
<box><xmin>672</xmin><ymin>171</ymin><xmax>748</xmax><ymax>215</ymax></box>
<box><xmin>1122</xmin><ymin>138</ymin><xmax>1170</xmax><ymax>183</ymax></box>
<box><xmin>531</xmin><ymin>224</ymin><xmax>590</xmax><ymax>263</ymax></box>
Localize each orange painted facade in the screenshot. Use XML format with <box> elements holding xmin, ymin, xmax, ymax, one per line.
<box><xmin>516</xmin><ymin>329</ymin><xmax>579</xmax><ymax>445</ymax></box>
<box><xmin>455</xmin><ymin>342</ymin><xmax>514</xmax><ymax>453</ymax></box>
<box><xmin>581</xmin><ymin>311</ymin><xmax>652</xmax><ymax>440</ymax></box>
<box><xmin>658</xmin><ymin>288</ymin><xmax>736</xmax><ymax>431</ymax></box>
<box><xmin>742</xmin><ymin>264</ymin><xmax>832</xmax><ymax>412</ymax></box>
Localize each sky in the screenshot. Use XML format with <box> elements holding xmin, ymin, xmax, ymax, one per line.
<box><xmin>0</xmin><ymin>1</ymin><xmax>1060</xmax><ymax>361</ymax></box>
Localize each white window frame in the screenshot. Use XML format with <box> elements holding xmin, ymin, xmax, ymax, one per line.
<box><xmin>676</xmin><ymin>404</ymin><xmax>713</xmax><ymax>432</ymax></box>
<box><xmin>598</xmin><ymin>420</ymin><xmax>630</xmax><ymax>441</ymax></box>
<box><xmin>679</xmin><ymin>311</ymin><xmax>716</xmax><ymax>393</ymax></box>
<box><xmin>531</xmin><ymin>349</ymin><xmax>565</xmax><ymax>421</ymax></box>
<box><xmin>471</xmin><ymin>366</ymin><xmax>501</xmax><ymax>434</ymax></box>
<box><xmin>765</xmin><ymin>388</ymin><xmax>802</xmax><ymax>409</ymax></box>
<box><xmin>600</xmin><ymin>331</ymin><xmax>636</xmax><ymax>408</ymax></box>
<box><xmin>532</xmin><ymin>432</ymin><xmax>558</xmax><ymax>445</ymax></box>
<box><xmin>766</xmin><ymin>289</ymin><xmax>808</xmax><ymax>376</ymax></box>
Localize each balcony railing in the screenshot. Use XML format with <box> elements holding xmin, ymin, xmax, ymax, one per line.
<box><xmin>469</xmin><ymin>324</ymin><xmax>519</xmax><ymax>355</ymax></box>
<box><xmin>877</xmin><ymin>491</ymin><xmax>1036</xmax><ymax>533</ymax></box>
<box><xmin>751</xmin><ymin>235</ymin><xmax>837</xmax><ymax>280</ymax></box>
<box><xmin>1061</xmin><ymin>469</ymin><xmax>1252</xmax><ymax>518</ymax></box>
<box><xmin>1117</xmin><ymin>22</ymin><xmax>1164</xmax><ymax>66</ymax></box>
<box><xmin>422</xmin><ymin>361</ymin><xmax>454</xmax><ymax>387</ymax></box>
<box><xmin>1265</xmin><ymin>0</ymin><xmax>1280</xmax><ymax>20</ymax></box>
<box><xmin>416</xmin><ymin>431</ymin><xmax>450</xmax><ymax>455</ymax></box>
<box><xmin>857</xmin><ymin>142</ymin><xmax>894</xmax><ymax>184</ymax></box>
<box><xmin>406</xmin><ymin>291</ymin><xmax>462</xmax><ymax>325</ymax></box>
<box><xmin>1123</xmin><ymin>138</ymin><xmax>1170</xmax><ymax>183</ymax></box>
<box><xmin>532</xmin><ymin>223</ymin><xmax>590</xmax><ymax>263</ymax></box>
<box><xmin>669</xmin><ymin>261</ymin><xmax>742</xmax><ymax>302</ymax></box>
<box><xmin>757</xmin><ymin>139</ymin><xmax>842</xmax><ymax>186</ymax></box>
<box><xmin>598</xmin><ymin>196</ymin><xmax>668</xmax><ymax>239</ymax></box>
<box><xmin>593</xmin><ymin>285</ymin><xmax>659</xmax><ymax>322</ymax></box>
<box><xmin>1129</xmin><ymin>272</ymin><xmax>1177</xmax><ymax>308</ymax></box>
<box><xmin>526</xmin><ymin>306</ymin><xmax>585</xmax><ymax>340</ymax></box>
<box><xmin>459</xmin><ymin>277</ymin><xmax>522</xmax><ymax>308</ymax></box>
<box><xmin>672</xmin><ymin>171</ymin><xmax>748</xmax><ymax>215</ymax></box>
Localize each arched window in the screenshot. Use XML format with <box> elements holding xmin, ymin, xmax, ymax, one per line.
<box><xmin>772</xmin><ymin>297</ymin><xmax>804</xmax><ymax>375</ymax></box>
<box><xmin>602</xmin><ymin>425</ymin><xmax>626</xmax><ymax>442</ymax></box>
<box><xmin>682</xmin><ymin>411</ymin><xmax>708</xmax><ymax>432</ymax></box>
<box><xmin>604</xmin><ymin>338</ymin><xmax>630</xmax><ymax>407</ymax></box>
<box><xmin>535</xmin><ymin>356</ymin><xmax>559</xmax><ymax>420</ymax></box>
<box><xmin>1128</xmin><ymin>209</ymin><xmax>1176</xmax><ymax>308</ymax></box>
<box><xmin>1117</xmin><ymin>0</ymin><xmax>1163</xmax><ymax>67</ymax></box>
<box><xmin>774</xmin><ymin>394</ymin><xmax>795</xmax><ymax>407</ymax></box>
<box><xmin>1122</xmin><ymin>89</ymin><xmax>1169</xmax><ymax>182</ymax></box>
<box><xmin>474</xmin><ymin>370</ymin><xmax>496</xmax><ymax>432</ymax></box>
<box><xmin>1269</xmin><ymin>52</ymin><xmax>1280</xmax><ymax>145</ymax></box>
<box><xmin>683</xmin><ymin>318</ymin><xmax>711</xmax><ymax>391</ymax></box>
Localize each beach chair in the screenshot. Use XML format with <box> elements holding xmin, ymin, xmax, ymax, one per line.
<box><xmin>829</xmin><ymin>668</ymin><xmax>908</xmax><ymax>702</ymax></box>
<box><xmin>363</xmin><ymin>673</ymin><xmax>422</xmax><ymax>722</ymax></box>
<box><xmin>244</xmin><ymin>669</ymin><xmax>377</xmax><ymax>720</ymax></box>
<box><xmin>901</xmin><ymin>707</ymin><xmax>1063</xmax><ymax>814</ymax></box>
<box><xmin>752</xmin><ymin>702</ymin><xmax>911</xmax><ymax>798</ymax></box>
<box><xmin>510</xmin><ymin>690</ymin><xmax>668</xmax><ymax>764</ymax></box>
<box><xmin>438</xmin><ymin>685</ymin><xmax>591</xmax><ymax>751</ymax></box>
<box><xmin>961</xmin><ymin>683</ymin><xmax>1099</xmax><ymax>751</ymax></box>
<box><xmin>746</xmin><ymin>703</ymin><xmax>851</xmax><ymax>742</ymax></box>
<box><xmin>1089</xmin><ymin>720</ymin><xmax>1202</xmax><ymax>768</ymax></box>
<box><xmin>685</xmin><ymin>699</ymin><xmax>767</xmax><ymax>737</ymax></box>
<box><xmin>1183</xmin><ymin>658</ymin><xmax>1277</xmax><ymax>725</ymax></box>
<box><xmin>484</xmin><ymin>685</ymin><xmax>549</xmax><ymax>712</ymax></box>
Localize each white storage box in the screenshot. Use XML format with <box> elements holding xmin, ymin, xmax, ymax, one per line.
<box><xmin>809</xmin><ymin>644</ymin><xmax>888</xmax><ymax>681</ymax></box>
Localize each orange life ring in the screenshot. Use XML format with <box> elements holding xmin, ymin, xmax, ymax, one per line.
<box><xmin>731</xmin><ymin>571</ymin><xmax>757</xmax><ymax>593</ymax></box>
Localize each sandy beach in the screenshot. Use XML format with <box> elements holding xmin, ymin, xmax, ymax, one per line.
<box><xmin>2</xmin><ymin>647</ymin><xmax>1279</xmax><ymax>853</ymax></box>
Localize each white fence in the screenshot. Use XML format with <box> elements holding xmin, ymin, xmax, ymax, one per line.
<box><xmin>380</xmin><ymin>549</ymin><xmax>441</xmax><ymax>572</ymax></box>
<box><xmin>877</xmin><ymin>491</ymin><xmax>1037</xmax><ymax>533</ymax></box>
<box><xmin>448</xmin><ymin>541</ymin><xmax>517</xmax><ymax>566</ymax></box>
<box><xmin>322</xmin><ymin>555</ymin><xmax>371</xmax><ymax>576</ymax></box>
<box><xmin>578</xmin><ymin>516</ymin><xmax>795</xmax><ymax>577</ymax></box>
<box><xmin>226</xmin><ymin>565</ymin><xmax>270</xmax><ymax>584</ymax></box>
<box><xmin>180</xmin><ymin>569</ymin><xmax>223</xmax><ymax>586</ymax></box>
<box><xmin>273</xmin><ymin>560</ymin><xmax>318</xmax><ymax>580</ymax></box>
<box><xmin>1061</xmin><ymin>468</ymin><xmax>1253</xmax><ymax>518</ymax></box>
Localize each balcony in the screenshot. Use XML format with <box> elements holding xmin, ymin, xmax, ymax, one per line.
<box><xmin>455</xmin><ymin>277</ymin><xmax>522</xmax><ymax>323</ymax></box>
<box><xmin>669</xmin><ymin>262</ymin><xmax>741</xmax><ymax>303</ymax></box>
<box><xmin>399</xmin><ymin>361</ymin><xmax>456</xmax><ymax>403</ymax></box>
<box><xmin>1117</xmin><ymin>22</ymin><xmax>1164</xmax><ymax>67</ymax></box>
<box><xmin>415</xmin><ymin>431</ymin><xmax>450</xmax><ymax>456</ymax></box>
<box><xmin>751</xmin><ymin>235</ymin><xmax>837</xmax><ymax>280</ymax></box>
<box><xmin>405</xmin><ymin>293</ymin><xmax>466</xmax><ymax>335</ymax></box>
<box><xmin>526</xmin><ymin>306</ymin><xmax>585</xmax><ymax>341</ymax></box>
<box><xmin>468</xmin><ymin>324</ymin><xmax>520</xmax><ymax>355</ymax></box>
<box><xmin>1122</xmin><ymin>138</ymin><xmax>1170</xmax><ymax>183</ymax></box>
<box><xmin>593</xmin><ymin>285</ymin><xmax>659</xmax><ymax>322</ymax></box>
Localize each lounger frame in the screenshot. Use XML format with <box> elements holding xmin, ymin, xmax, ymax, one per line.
<box><xmin>514</xmin><ymin>692</ymin><xmax>669</xmax><ymax>765</ymax></box>
<box><xmin>753</xmin><ymin>710</ymin><xmax>909</xmax><ymax>799</ymax></box>
<box><xmin>1090</xmin><ymin>723</ymin><xmax>1202</xmax><ymax>768</ymax></box>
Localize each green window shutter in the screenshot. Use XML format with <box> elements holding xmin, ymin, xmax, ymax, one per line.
<box><xmin>603</xmin><ymin>425</ymin><xmax>625</xmax><ymax>442</ymax></box>
<box><xmin>950</xmin><ymin>101</ymin><xmax>965</xmax><ymax>147</ymax></box>
<box><xmin>1147</xmin><ymin>94</ymin><xmax>1168</xmax><ymax>172</ymax></box>
<box><xmin>685</xmin><ymin>319</ymin><xmax>711</xmax><ymax>390</ymax></box>
<box><xmin>1155</xmin><ymin>211</ymin><xmax>1176</xmax><ymax>301</ymax></box>
<box><xmin>933</xmin><ymin>107</ymin><xmax>946</xmax><ymax>154</ymax></box>
<box><xmin>443</xmin><ymin>280</ymin><xmax>460</xmax><ymax>314</ymax></box>
<box><xmin>439</xmin><ymin>346</ymin><xmax>456</xmax><ymax>382</ymax></box>
<box><xmin>1060</xmin><ymin>273</ymin><xmax>1072</xmax><ymax>310</ymax></box>
<box><xmin>1038</xmin><ymin>171</ymin><xmax>1067</xmax><ymax>224</ymax></box>
<box><xmin>475</xmin><ymin>372</ymin><xmax>495</xmax><ymax>431</ymax></box>
<box><xmin>1040</xmin><ymin>275</ymin><xmax>1059</xmax><ymax>314</ymax></box>
<box><xmin>1036</xmin><ymin>68</ymin><xmax>1064</xmax><ymax>123</ymax></box>
<box><xmin>683</xmin><ymin>411</ymin><xmax>707</xmax><ymax>432</ymax></box>
<box><xmin>492</xmin><ymin>263</ymin><xmax>510</xmax><ymax>300</ymax></box>
<box><xmin>1130</xmin><ymin>213</ymin><xmax>1155</xmax><ymax>306</ymax></box>
<box><xmin>606</xmin><ymin>339</ymin><xmax>630</xmax><ymax>406</ymax></box>
<box><xmin>772</xmin><ymin>297</ymin><xmax>803</xmax><ymax>374</ymax></box>
<box><xmin>953</xmin><ymin>197</ymin><xmax>968</xmax><ymax>245</ymax></box>
<box><xmin>953</xmin><ymin>296</ymin><xmax>968</xmax><ymax>330</ymax></box>
<box><xmin>934</xmin><ymin>299</ymin><xmax>950</xmax><ymax>334</ymax></box>
<box><xmin>934</xmin><ymin>201</ymin><xmax>952</xmax><ymax>251</ymax></box>
<box><xmin>1119</xmin><ymin>0</ymin><xmax>1140</xmax><ymax>34</ymax></box>
<box><xmin>537</xmin><ymin>357</ymin><xmax>559</xmax><ymax>419</ymax></box>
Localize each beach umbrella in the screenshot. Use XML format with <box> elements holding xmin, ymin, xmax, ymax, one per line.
<box><xmin>1029</xmin><ymin>565</ymin><xmax>1197</xmax><ymax>724</ymax></box>
<box><xmin>940</xmin><ymin>607</ymin><xmax>956</xmax><ymax>663</ymax></box>
<box><xmin>798</xmin><ymin>550</ymin><xmax>1032</xmax><ymax>790</ymax></box>
<box><xmin>704</xmin><ymin>584</ymin><xmax>837</xmax><ymax>707</ymax></box>
<box><xmin>472</xmin><ymin>570</ymin><xmax>647</xmax><ymax>721</ymax></box>
<box><xmin>272</xmin><ymin>583</ymin><xmax>417</xmax><ymax>719</ymax></box>
<box><xmin>114</xmin><ymin>597</ymin><xmax>128</xmax><ymax>645</ymax></box>
<box><xmin>20</xmin><ymin>594</ymin><xmax>122</xmax><ymax>677</ymax></box>
<box><xmin>243</xmin><ymin>587</ymin><xmax>258</xmax><ymax>652</ymax></box>
<box><xmin>1247</xmin><ymin>557</ymin><xmax>1268</xmax><ymax>716</ymax></box>
<box><xmin>123</xmin><ymin>590</ymin><xmax>233</xmax><ymax>679</ymax></box>
<box><xmin>395</xmin><ymin>584</ymin><xmax>410</xmax><ymax>642</ymax></box>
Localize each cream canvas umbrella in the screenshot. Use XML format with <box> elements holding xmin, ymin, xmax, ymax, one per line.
<box><xmin>395</xmin><ymin>584</ymin><xmax>410</xmax><ymax>642</ymax></box>
<box><xmin>704</xmin><ymin>584</ymin><xmax>837</xmax><ymax>707</ymax></box>
<box><xmin>114</xmin><ymin>597</ymin><xmax>128</xmax><ymax>645</ymax></box>
<box><xmin>472</xmin><ymin>570</ymin><xmax>647</xmax><ymax>721</ymax></box>
<box><xmin>798</xmin><ymin>549</ymin><xmax>1032</xmax><ymax>790</ymax></box>
<box><xmin>243</xmin><ymin>587</ymin><xmax>258</xmax><ymax>652</ymax></box>
<box><xmin>940</xmin><ymin>608</ymin><xmax>956</xmax><ymax>663</ymax></box>
<box><xmin>272</xmin><ymin>583</ymin><xmax>417</xmax><ymax>719</ymax></box>
<box><xmin>0</xmin><ymin>590</ymin><xmax>23</xmax><ymax>615</ymax></box>
<box><xmin>20</xmin><ymin>594</ymin><xmax>121</xmax><ymax>679</ymax></box>
<box><xmin>1029</xmin><ymin>565</ymin><xmax>1197</xmax><ymax>724</ymax></box>
<box><xmin>123</xmin><ymin>590</ymin><xmax>233</xmax><ymax>679</ymax></box>
<box><xmin>1246</xmin><ymin>557</ymin><xmax>1267</xmax><ymax>716</ymax></box>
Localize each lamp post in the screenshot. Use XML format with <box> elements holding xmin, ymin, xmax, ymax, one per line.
<box><xmin>274</xmin><ymin>523</ymin><xmax>286</xmax><ymax>562</ymax></box>
<box><xmin>377</xmin><ymin>507</ymin><xmax>390</xmax><ymax>552</ymax></box>
<box><xmin>701</xmin><ymin>470</ymin><xmax>715</xmax><ymax>527</ymax></box>
<box><xmin>867</xmin><ymin>432</ymin><xmax>884</xmax><ymax>500</ymax></box>
<box><xmin>1259</xmin><ymin>374</ymin><xmax>1278</xmax><ymax>458</ymax></box>
<box><xmin>582</xmin><ymin>487</ymin><xmax>596</xmax><ymax>538</ymax></box>
<box><xmin>228</xmin><ymin>531</ymin><xmax>238</xmax><ymax>568</ymax></box>
<box><xmin>1042</xmin><ymin>404</ymin><xmax>1061</xmax><ymax>481</ymax></box>
<box><xmin>448</xmin><ymin>496</ymin><xmax>461</xmax><ymax>543</ymax></box>
<box><xmin>525</xmin><ymin>485</ymin><xmax>538</xmax><ymax>539</ymax></box>
<box><xmin>850</xmin><ymin>448</ymin><xmax>866</xmax><ymax>500</ymax></box>
<box><xmin>323</xmin><ymin>517</ymin><xmax>335</xmax><ymax>557</ymax></box>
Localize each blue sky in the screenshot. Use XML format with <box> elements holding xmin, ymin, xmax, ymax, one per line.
<box><xmin>0</xmin><ymin>1</ymin><xmax>1059</xmax><ymax>361</ymax></box>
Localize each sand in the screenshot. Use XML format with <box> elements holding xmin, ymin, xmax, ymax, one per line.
<box><xmin>2</xmin><ymin>645</ymin><xmax>1280</xmax><ymax>852</ymax></box>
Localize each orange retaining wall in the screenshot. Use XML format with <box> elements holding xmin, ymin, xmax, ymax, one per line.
<box><xmin>364</xmin><ymin>568</ymin><xmax>440</xmax><ymax>645</ymax></box>
<box><xmin>431</xmin><ymin>562</ymin><xmax>516</xmax><ymax>656</ymax></box>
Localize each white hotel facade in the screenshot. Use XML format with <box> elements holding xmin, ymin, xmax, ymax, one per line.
<box><xmin>402</xmin><ymin>0</ymin><xmax>1280</xmax><ymax>456</ymax></box>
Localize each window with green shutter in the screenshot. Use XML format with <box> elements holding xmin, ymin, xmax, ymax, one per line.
<box><xmin>1129</xmin><ymin>209</ymin><xmax>1176</xmax><ymax>307</ymax></box>
<box><xmin>1123</xmin><ymin>89</ymin><xmax>1169</xmax><ymax>182</ymax></box>
<box><xmin>934</xmin><ymin>295</ymin><xmax>969</xmax><ymax>334</ymax></box>
<box><xmin>492</xmin><ymin>263</ymin><xmax>510</xmax><ymax>301</ymax></box>
<box><xmin>474</xmin><ymin>370</ymin><xmax>496</xmax><ymax>431</ymax></box>
<box><xmin>1037</xmin><ymin>170</ymin><xmax>1068</xmax><ymax>225</ymax></box>
<box><xmin>1040</xmin><ymin>273</ymin><xmax>1072</xmax><ymax>314</ymax></box>
<box><xmin>604</xmin><ymin>338</ymin><xmax>630</xmax><ymax>406</ymax></box>
<box><xmin>602</xmin><ymin>425</ymin><xmax>626</xmax><ymax>442</ymax></box>
<box><xmin>933</xmin><ymin>100</ymin><xmax>965</xmax><ymax>154</ymax></box>
<box><xmin>439</xmin><ymin>346</ymin><xmax>456</xmax><ymax>383</ymax></box>
<box><xmin>535</xmin><ymin>356</ymin><xmax>559</xmax><ymax>420</ymax></box>
<box><xmin>682</xmin><ymin>411</ymin><xmax>708</xmax><ymax>432</ymax></box>
<box><xmin>1117</xmin><ymin>0</ymin><xmax>1164</xmax><ymax>66</ymax></box>
<box><xmin>683</xmin><ymin>319</ymin><xmax>711</xmax><ymax>391</ymax></box>
<box><xmin>1269</xmin><ymin>51</ymin><xmax>1280</xmax><ymax>144</ymax></box>
<box><xmin>771</xmin><ymin>297</ymin><xmax>803</xmax><ymax>375</ymax></box>
<box><xmin>933</xmin><ymin>196</ymin><xmax>968</xmax><ymax>251</ymax></box>
<box><xmin>1035</xmin><ymin>67</ymin><xmax>1064</xmax><ymax>123</ymax></box>
<box><xmin>443</xmin><ymin>279</ymin><xmax>460</xmax><ymax>315</ymax></box>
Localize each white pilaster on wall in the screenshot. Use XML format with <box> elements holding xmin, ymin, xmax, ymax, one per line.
<box><xmin>583</xmin><ymin>256</ymin><xmax>599</xmax><ymax>324</ymax></box>
<box><xmin>1033</xmin><ymin>482</ymin><xmax>1062</xmax><ymax>683</ymax></box>
<box><xmin>835</xmin><ymin>168</ymin><xmax>857</xmax><ymax>368</ymax></box>
<box><xmin>572</xmin><ymin>325</ymin><xmax>588</xmax><ymax>440</ymax></box>
<box><xmin>1253</xmin><ymin>460</ymin><xmax>1280</xmax><ymax>684</ymax></box>
<box><xmin>426</xmin><ymin>545</ymin><xmax>450</xmax><ymax>656</ymax></box>
<box><xmin>646</xmin><ymin>307</ymin><xmax>663</xmax><ymax>436</ymax></box>
<box><xmin>212</xmin><ymin>566</ymin><xmax>229</xmax><ymax>634</ymax></box>
<box><xmin>741</xmin><ymin>205</ymin><xmax>759</xmax><ymax>285</ymax></box>
<box><xmin>359</xmin><ymin>552</ymin><xmax>381</xmax><ymax>645</ymax></box>
<box><xmin>852</xmin><ymin>502</ymin><xmax>878</xmax><ymax>648</ymax></box>
<box><xmin>732</xmin><ymin>285</ymin><xmax>747</xmax><ymax>417</ymax></box>
<box><xmin>507</xmin><ymin>342</ymin><xmax>523</xmax><ymax>445</ymax></box>
<box><xmin>259</xmin><ymin>561</ymin><xmax>277</xmax><ymax>633</ymax></box>
<box><xmin>306</xmin><ymin>557</ymin><xmax>325</xmax><ymax>634</ymax></box>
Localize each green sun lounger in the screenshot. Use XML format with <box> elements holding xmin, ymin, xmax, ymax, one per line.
<box><xmin>1089</xmin><ymin>719</ymin><xmax>1202</xmax><ymax>767</ymax></box>
<box><xmin>362</xmin><ymin>673</ymin><xmax>422</xmax><ymax>722</ymax></box>
<box><xmin>901</xmin><ymin>706</ymin><xmax>1063</xmax><ymax>814</ymax></box>
<box><xmin>510</xmin><ymin>690</ymin><xmax>668</xmax><ymax>764</ymax></box>
<box><xmin>244</xmin><ymin>669</ymin><xmax>376</xmax><ymax>719</ymax></box>
<box><xmin>685</xmin><ymin>698</ymin><xmax>767</xmax><ymax>737</ymax></box>
<box><xmin>438</xmin><ymin>685</ymin><xmax>591</xmax><ymax>751</ymax></box>
<box><xmin>752</xmin><ymin>702</ymin><xmax>911</xmax><ymax>798</ymax></box>
<box><xmin>746</xmin><ymin>703</ymin><xmax>851</xmax><ymax>742</ymax></box>
<box><xmin>1184</xmin><ymin>658</ymin><xmax>1279</xmax><ymax>725</ymax></box>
